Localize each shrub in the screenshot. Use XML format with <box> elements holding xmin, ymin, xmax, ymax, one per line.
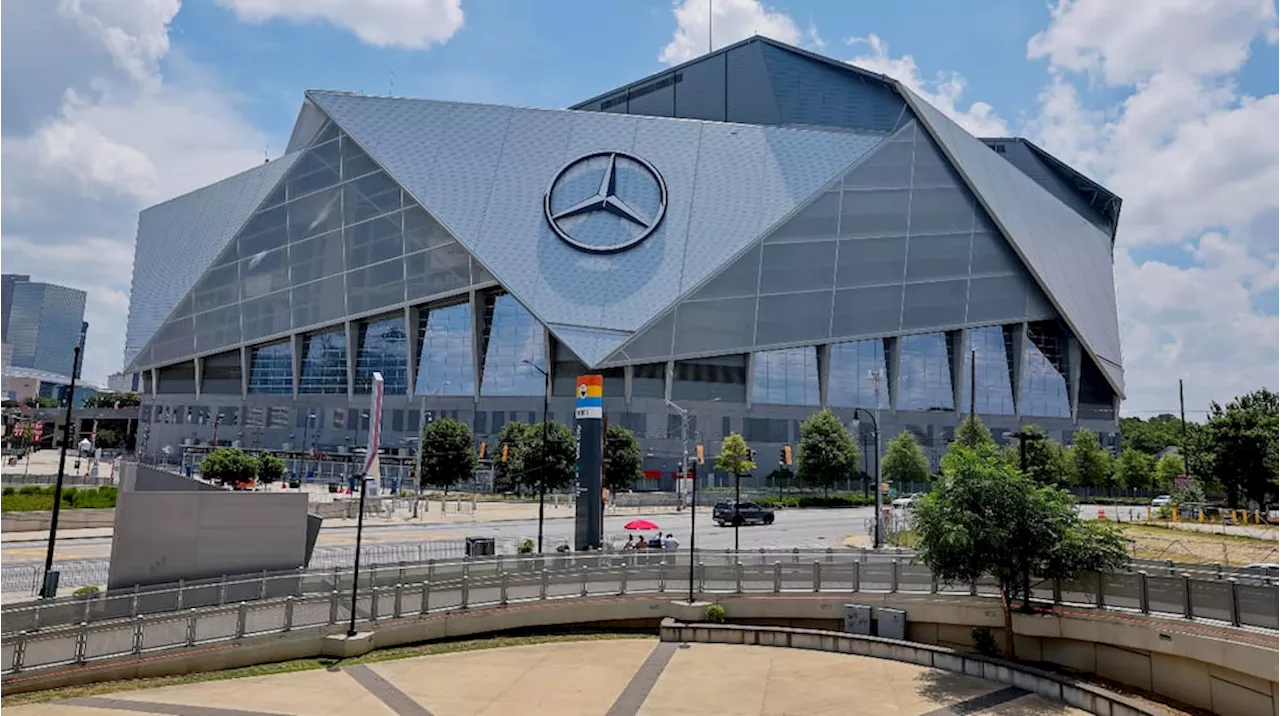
<box><xmin>73</xmin><ymin>585</ymin><xmax>100</xmax><ymax>597</ymax></box>
<box><xmin>2</xmin><ymin>487</ymin><xmax>13</xmax><ymax>496</ymax></box>
<box><xmin>703</xmin><ymin>604</ymin><xmax>727</xmax><ymax>623</ymax></box>
<box><xmin>971</xmin><ymin>627</ymin><xmax>999</xmax><ymax>657</ymax></box>
<box><xmin>18</xmin><ymin>485</ymin><xmax>41</xmax><ymax>495</ymax></box>
<box><xmin>518</xmin><ymin>539</ymin><xmax>534</xmax><ymax>554</ymax></box>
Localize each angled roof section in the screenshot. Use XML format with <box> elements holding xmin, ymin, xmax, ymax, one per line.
<box><xmin>124</xmin><ymin>151</ymin><xmax>303</xmax><ymax>370</ymax></box>
<box><xmin>981</xmin><ymin>137</ymin><xmax>1121</xmax><ymax>242</ymax></box>
<box><xmin>310</xmin><ymin>90</ymin><xmax>886</xmax><ymax>367</ymax></box>
<box><xmin>901</xmin><ymin>88</ymin><xmax>1125</xmax><ymax>396</ymax></box>
<box><xmin>609</xmin><ymin>120</ymin><xmax>1060</xmax><ymax>364</ymax></box>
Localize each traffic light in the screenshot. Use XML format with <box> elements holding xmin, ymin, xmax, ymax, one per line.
<box><xmin>501</xmin><ymin>443</ymin><xmax>509</xmax><ymax>462</ymax></box>
<box><xmin>695</xmin><ymin>443</ymin><xmax>705</xmax><ymax>464</ymax></box>
<box><xmin>748</xmin><ymin>448</ymin><xmax>757</xmax><ymax>463</ymax></box>
<box><xmin>782</xmin><ymin>443</ymin><xmax>792</xmax><ymax>467</ymax></box>
<box><xmin>478</xmin><ymin>441</ymin><xmax>487</xmax><ymax>459</ymax></box>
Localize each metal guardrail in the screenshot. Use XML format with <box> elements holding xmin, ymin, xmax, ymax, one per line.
<box><xmin>2</xmin><ymin>552</ymin><xmax>1275</xmax><ymax>676</ymax></box>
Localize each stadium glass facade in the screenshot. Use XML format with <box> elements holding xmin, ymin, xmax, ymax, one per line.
<box><xmin>123</xmin><ymin>38</ymin><xmax>1124</xmax><ymax>486</ymax></box>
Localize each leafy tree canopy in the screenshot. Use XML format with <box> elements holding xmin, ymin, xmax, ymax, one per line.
<box><xmin>796</xmin><ymin>408</ymin><xmax>859</xmax><ymax>494</ymax></box>
<box><xmin>914</xmin><ymin>444</ymin><xmax>1127</xmax><ymax>657</ymax></box>
<box><xmin>515</xmin><ymin>422</ymin><xmax>578</xmax><ymax>492</ymax></box>
<box><xmin>1154</xmin><ymin>453</ymin><xmax>1186</xmax><ymax>490</ymax></box>
<box><xmin>494</xmin><ymin>422</ymin><xmax>536</xmax><ymax>490</ymax></box>
<box><xmin>256</xmin><ymin>453</ymin><xmax>287</xmax><ymax>484</ymax></box>
<box><xmin>83</xmin><ymin>392</ymin><xmax>142</xmax><ymax>409</ymax></box>
<box><xmin>604</xmin><ymin>424</ymin><xmax>643</xmax><ymax>493</ymax></box>
<box><xmin>200</xmin><ymin>448</ymin><xmax>258</xmax><ymax>485</ymax></box>
<box><xmin>1114</xmin><ymin>448</ymin><xmax>1155</xmax><ymax>491</ymax></box>
<box><xmin>883</xmin><ymin>431</ymin><xmax>929</xmax><ymax>485</ymax></box>
<box><xmin>954</xmin><ymin>414</ymin><xmax>995</xmax><ymax>450</ymax></box>
<box><xmin>420</xmin><ymin>417</ymin><xmax>477</xmax><ymax>492</ymax></box>
<box><xmin>1066</xmin><ymin>428</ymin><xmax>1114</xmax><ymax>489</ymax></box>
<box><xmin>1205</xmin><ymin>388</ymin><xmax>1278</xmax><ymax>507</ymax></box>
<box><xmin>715</xmin><ymin>433</ymin><xmax>756</xmax><ymax>476</ymax></box>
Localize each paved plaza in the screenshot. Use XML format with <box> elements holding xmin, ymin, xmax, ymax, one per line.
<box><xmin>6</xmin><ymin>639</ymin><xmax>1086</xmax><ymax>716</ymax></box>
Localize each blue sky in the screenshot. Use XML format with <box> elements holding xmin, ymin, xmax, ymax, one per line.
<box><xmin>2</xmin><ymin>0</ymin><xmax>1276</xmax><ymax>417</ymax></box>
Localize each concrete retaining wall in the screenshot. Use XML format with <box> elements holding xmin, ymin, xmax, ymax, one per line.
<box><xmin>1</xmin><ymin>509</ymin><xmax>115</xmax><ymax>532</ymax></box>
<box><xmin>659</xmin><ymin>619</ymin><xmax>1158</xmax><ymax>716</ymax></box>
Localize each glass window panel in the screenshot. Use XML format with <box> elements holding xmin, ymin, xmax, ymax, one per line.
<box><xmin>346</xmin><ymin>259</ymin><xmax>405</xmax><ymax>315</ymax></box>
<box><xmin>289</xmin><ymin>229</ymin><xmax>344</xmax><ymax>285</ymax></box>
<box><xmin>827</xmin><ymin>339</ymin><xmax>890</xmax><ymax>409</ymax></box>
<box><xmin>405</xmin><ymin>244</ymin><xmax>471</xmax><ymax>300</ymax></box>
<box><xmin>759</xmin><ymin>241</ymin><xmax>836</xmax><ymax>294</ymax></box>
<box><xmin>340</xmin><ymin>134</ymin><xmax>379</xmax><ymax>180</ymax></box>
<box><xmin>751</xmin><ymin>347</ymin><xmax>819</xmax><ymax>406</ymax></box>
<box><xmin>286</xmin><ymin>140</ymin><xmax>340</xmax><ymax>198</ymax></box>
<box><xmin>156</xmin><ymin>361</ymin><xmax>196</xmax><ymax>394</ymax></box>
<box><xmin>345</xmin><ymin>212</ymin><xmax>404</xmax><ymax>270</ymax></box>
<box><xmin>550</xmin><ymin>340</ymin><xmax>587</xmax><ymax>397</ymax></box>
<box><xmin>415</xmin><ymin>303</ymin><xmax>475</xmax><ymax>396</ymax></box>
<box><xmin>481</xmin><ymin>294</ymin><xmax>547</xmax><ymax>397</ymax></box>
<box><xmin>911</xmin><ymin>135</ymin><xmax>962</xmax><ymax>188</ymax></box>
<box><xmin>969</xmin><ymin>231</ymin><xmax>1021</xmax><ymax>276</ymax></box>
<box><xmin>262</xmin><ymin>182</ymin><xmax>287</xmax><ymax>210</ymax></box>
<box><xmin>242</xmin><ymin>291</ymin><xmax>291</xmax><ymax>341</ymax></box>
<box><xmin>960</xmin><ymin>326</ymin><xmax>1015</xmax><ymax>415</ymax></box>
<box><xmin>671</xmin><ymin>354</ymin><xmax>747</xmax><ymax>403</ymax></box>
<box><xmin>755</xmin><ymin>291</ymin><xmax>832</xmax><ymax>346</ymax></box>
<box><xmin>632</xmin><ymin>362</ymin><xmax>666</xmax><ymax>398</ymax></box>
<box><xmin>248</xmin><ymin>341</ymin><xmax>293</xmax><ymax>394</ymax></box>
<box><xmin>298</xmin><ymin>330</ymin><xmax>347</xmax><ymax>394</ymax></box>
<box><xmin>910</xmin><ymin>187</ymin><xmax>975</xmax><ymax>235</ymax></box>
<box><xmin>831</xmin><ymin>284</ymin><xmax>903</xmax><ymax>338</ymax></box>
<box><xmin>901</xmin><ymin>279</ymin><xmax>968</xmax><ymax>330</ymax></box>
<box><xmin>315</xmin><ymin>122</ymin><xmax>339</xmax><ymax>145</ymax></box>
<box><xmin>404</xmin><ymin>207</ymin><xmax>455</xmax><ymax>252</ymax></box>
<box><xmin>1078</xmin><ymin>357</ymin><xmax>1115</xmax><ymax>421</ymax></box>
<box><xmin>967</xmin><ymin>274</ymin><xmax>1031</xmax><ymax>325</ymax></box>
<box><xmin>344</xmin><ymin>171</ymin><xmax>401</xmax><ymax>225</ymax></box>
<box><xmin>192</xmin><ymin>262</ymin><xmax>239</xmax><ymax>313</ymax></box>
<box><xmin>689</xmin><ymin>245</ymin><xmax>760</xmax><ymax>301</ymax></box>
<box><xmin>240</xmin><ymin>246</ymin><xmax>290</xmax><ymax>300</ymax></box>
<box><xmin>672</xmin><ymin>297</ymin><xmax>755</xmax><ymax>356</ymax></box>
<box><xmin>194</xmin><ymin>305</ymin><xmax>241</xmax><ymax>352</ymax></box>
<box><xmin>238</xmin><ymin>205</ymin><xmax>288</xmax><ymax>259</ymax></box>
<box><xmin>601</xmin><ymin>366</ymin><xmax>625</xmax><ymax>400</ymax></box>
<box><xmin>838</xmin><ymin>189</ymin><xmax>910</xmax><ymax>238</ymax></box>
<box><xmin>291</xmin><ymin>275</ymin><xmax>346</xmax><ymax>329</ymax></box>
<box><xmin>287</xmin><ymin>187</ymin><xmax>342</xmax><ymax>242</ymax></box>
<box><xmin>835</xmin><ymin>235</ymin><xmax>906</xmax><ymax>288</ymax></box>
<box><xmin>354</xmin><ymin>316</ymin><xmax>408</xmax><ymax>395</ymax></box>
<box><xmin>170</xmin><ymin>294</ymin><xmax>193</xmax><ymax>320</ymax></box>
<box><xmin>765</xmin><ymin>192</ymin><xmax>839</xmax><ymax>243</ymax></box>
<box><xmin>843</xmin><ymin>139</ymin><xmax>913</xmax><ymax>190</ymax></box>
<box><xmin>1021</xmin><ymin>324</ymin><xmax>1070</xmax><ymax>417</ymax></box>
<box><xmin>905</xmin><ymin>233</ymin><xmax>971</xmax><ymax>282</ymax></box>
<box><xmin>202</xmin><ymin>350</ymin><xmax>242</xmax><ymax>395</ymax></box>
<box><xmin>898</xmin><ymin>332</ymin><xmax>955</xmax><ymax>412</ymax></box>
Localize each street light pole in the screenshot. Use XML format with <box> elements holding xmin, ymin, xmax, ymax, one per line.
<box><xmin>523</xmin><ymin>360</ymin><xmax>550</xmax><ymax>553</ymax></box>
<box><xmin>41</xmin><ymin>329</ymin><xmax>85</xmax><ymax>599</ymax></box>
<box><xmin>347</xmin><ymin>471</ymin><xmax>368</xmax><ymax>637</ymax></box>
<box><xmin>665</xmin><ymin>399</ymin><xmax>697</xmax><ymax>603</ymax></box>
<box><xmin>852</xmin><ymin>408</ymin><xmax>881</xmax><ymax>549</ymax></box>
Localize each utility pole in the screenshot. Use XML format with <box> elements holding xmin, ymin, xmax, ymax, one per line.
<box><xmin>1178</xmin><ymin>379</ymin><xmax>1190</xmax><ymax>478</ymax></box>
<box><xmin>667</xmin><ymin>399</ymin><xmax>698</xmax><ymax>603</ymax></box>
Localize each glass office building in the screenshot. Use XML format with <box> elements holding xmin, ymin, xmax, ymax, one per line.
<box><xmin>124</xmin><ymin>38</ymin><xmax>1124</xmax><ymax>481</ymax></box>
<box><xmin>6</xmin><ymin>278</ymin><xmax>88</xmax><ymax>379</ymax></box>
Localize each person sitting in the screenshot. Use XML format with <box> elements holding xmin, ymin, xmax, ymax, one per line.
<box><xmin>623</xmin><ymin>534</ymin><xmax>636</xmax><ymax>550</ymax></box>
<box><xmin>648</xmin><ymin>533</ymin><xmax>663</xmax><ymax>549</ymax></box>
<box><xmin>662</xmin><ymin>533</ymin><xmax>679</xmax><ymax>550</ymax></box>
<box><xmin>634</xmin><ymin>536</ymin><xmax>648</xmax><ymax>550</ymax></box>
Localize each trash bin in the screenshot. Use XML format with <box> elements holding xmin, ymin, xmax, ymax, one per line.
<box><xmin>466</xmin><ymin>537</ymin><xmax>496</xmax><ymax>557</ymax></box>
<box><xmin>288</xmin><ymin>480</ymin><xmax>301</xmax><ymax>489</ymax></box>
<box><xmin>327</xmin><ymin>483</ymin><xmax>339</xmax><ymax>494</ymax></box>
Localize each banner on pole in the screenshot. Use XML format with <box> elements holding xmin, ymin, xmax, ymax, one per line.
<box><xmin>363</xmin><ymin>372</ymin><xmax>384</xmax><ymax>482</ymax></box>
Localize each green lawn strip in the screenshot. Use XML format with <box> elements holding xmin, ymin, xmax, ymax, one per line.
<box><xmin>1</xmin><ymin>632</ymin><xmax>650</xmax><ymax>707</ymax></box>
<box><xmin>1119</xmin><ymin>522</ymin><xmax>1276</xmax><ymax>545</ymax></box>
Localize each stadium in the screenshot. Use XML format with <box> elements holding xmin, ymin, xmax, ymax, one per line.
<box><xmin>123</xmin><ymin>37</ymin><xmax>1124</xmax><ymax>488</ymax></box>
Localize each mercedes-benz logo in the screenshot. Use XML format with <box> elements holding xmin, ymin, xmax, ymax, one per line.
<box><xmin>544</xmin><ymin>151</ymin><xmax>667</xmax><ymax>253</ymax></box>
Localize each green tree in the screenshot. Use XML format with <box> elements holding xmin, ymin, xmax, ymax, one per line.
<box><xmin>516</xmin><ymin>422</ymin><xmax>578</xmax><ymax>492</ymax></box>
<box><xmin>1002</xmin><ymin>425</ymin><xmax>1067</xmax><ymax>486</ymax></box>
<box><xmin>715</xmin><ymin>433</ymin><xmax>756</xmax><ymax>477</ymax></box>
<box><xmin>954</xmin><ymin>414</ymin><xmax>995</xmax><ymax>450</ymax></box>
<box><xmin>84</xmin><ymin>392</ymin><xmax>142</xmax><ymax>409</ymax></box>
<box><xmin>1154</xmin><ymin>453</ymin><xmax>1186</xmax><ymax>490</ymax></box>
<box><xmin>882</xmin><ymin>431</ymin><xmax>929</xmax><ymax>486</ymax></box>
<box><xmin>200</xmin><ymin>448</ymin><xmax>258</xmax><ymax>485</ymax></box>
<box><xmin>604</xmin><ymin>424</ymin><xmax>643</xmax><ymax>493</ymax></box>
<box><xmin>494</xmin><ymin>422</ymin><xmax>535</xmax><ymax>492</ymax></box>
<box><xmin>914</xmin><ymin>445</ymin><xmax>1127</xmax><ymax>658</ymax></box>
<box><xmin>256</xmin><ymin>453</ymin><xmax>287</xmax><ymax>485</ymax></box>
<box><xmin>1205</xmin><ymin>388</ymin><xmax>1279</xmax><ymax>507</ymax></box>
<box><xmin>94</xmin><ymin>427</ymin><xmax>125</xmax><ymax>449</ymax></box>
<box><xmin>1067</xmin><ymin>428</ymin><xmax>1113</xmax><ymax>490</ymax></box>
<box><xmin>1119</xmin><ymin>414</ymin><xmax>1187</xmax><ymax>455</ymax></box>
<box><xmin>795</xmin><ymin>408</ymin><xmax>859</xmax><ymax>496</ymax></box>
<box><xmin>21</xmin><ymin>396</ymin><xmax>58</xmax><ymax>409</ymax></box>
<box><xmin>419</xmin><ymin>417</ymin><xmax>477</xmax><ymax>493</ymax></box>
<box><xmin>1114</xmin><ymin>448</ymin><xmax>1156</xmax><ymax>491</ymax></box>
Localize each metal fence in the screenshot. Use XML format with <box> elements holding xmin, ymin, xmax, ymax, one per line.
<box><xmin>3</xmin><ymin>551</ymin><xmax>1275</xmax><ymax>676</ymax></box>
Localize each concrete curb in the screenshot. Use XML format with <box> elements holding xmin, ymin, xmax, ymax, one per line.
<box><xmin>658</xmin><ymin>618</ymin><xmax>1166</xmax><ymax>716</ymax></box>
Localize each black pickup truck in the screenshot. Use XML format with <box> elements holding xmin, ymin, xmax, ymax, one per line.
<box><xmin>713</xmin><ymin>501</ymin><xmax>775</xmax><ymax>527</ymax></box>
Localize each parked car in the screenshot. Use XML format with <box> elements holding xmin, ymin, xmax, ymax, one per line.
<box><xmin>713</xmin><ymin>501</ymin><xmax>775</xmax><ymax>526</ymax></box>
<box><xmin>892</xmin><ymin>493</ymin><xmax>921</xmax><ymax>509</ymax></box>
<box><xmin>1150</xmin><ymin>495</ymin><xmax>1172</xmax><ymax>508</ymax></box>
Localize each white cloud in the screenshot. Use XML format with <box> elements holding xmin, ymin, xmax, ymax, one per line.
<box><xmin>1025</xmin><ymin>0</ymin><xmax>1279</xmax><ymax>414</ymax></box>
<box><xmin>845</xmin><ymin>34</ymin><xmax>1010</xmax><ymax>136</ymax></box>
<box><xmin>660</xmin><ymin>0</ymin><xmax>800</xmax><ymax>65</ymax></box>
<box><xmin>1</xmin><ymin>0</ymin><xmax>269</xmax><ymax>384</ymax></box>
<box><xmin>216</xmin><ymin>0</ymin><xmax>464</xmax><ymax>49</ymax></box>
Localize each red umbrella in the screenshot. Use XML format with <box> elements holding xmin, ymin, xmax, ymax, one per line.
<box><xmin>624</xmin><ymin>519</ymin><xmax>660</xmax><ymax>531</ymax></box>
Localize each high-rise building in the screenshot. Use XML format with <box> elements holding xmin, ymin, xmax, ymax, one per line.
<box><xmin>2</xmin><ymin>274</ymin><xmax>31</xmax><ymax>342</ymax></box>
<box><xmin>7</xmin><ymin>280</ymin><xmax>88</xmax><ymax>379</ymax></box>
<box><xmin>123</xmin><ymin>38</ymin><xmax>1124</xmax><ymax>479</ymax></box>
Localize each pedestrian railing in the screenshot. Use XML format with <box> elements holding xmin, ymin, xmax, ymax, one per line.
<box><xmin>2</xmin><ymin>552</ymin><xmax>1275</xmax><ymax>676</ymax></box>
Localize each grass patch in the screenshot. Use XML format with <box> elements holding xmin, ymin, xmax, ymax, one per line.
<box><xmin>887</xmin><ymin>529</ymin><xmax>920</xmax><ymax>549</ymax></box>
<box><xmin>0</xmin><ymin>632</ymin><xmax>650</xmax><ymax>707</ymax></box>
<box><xmin>1</xmin><ymin>486</ymin><xmax>117</xmax><ymax>512</ymax></box>
<box><xmin>1118</xmin><ymin>524</ymin><xmax>1278</xmax><ymax>565</ymax></box>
